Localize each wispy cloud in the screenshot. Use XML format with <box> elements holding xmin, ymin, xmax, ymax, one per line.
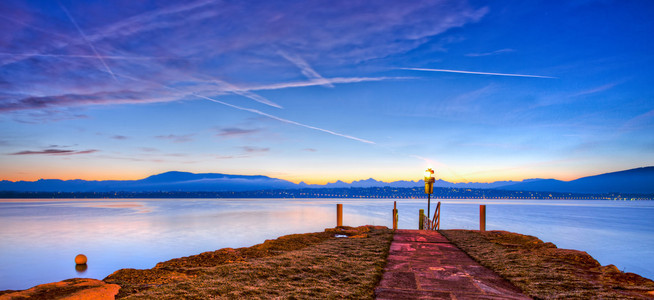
<box><xmin>86</xmin><ymin>0</ymin><xmax>218</xmax><ymax>44</ymax></box>
<box><xmin>619</xmin><ymin>109</ymin><xmax>654</xmax><ymax>133</ymax></box>
<box><xmin>465</xmin><ymin>48</ymin><xmax>514</xmax><ymax>57</ymax></box>
<box><xmin>10</xmin><ymin>149</ymin><xmax>98</xmax><ymax>155</ymax></box>
<box><xmin>439</xmin><ymin>84</ymin><xmax>496</xmax><ymax>115</ymax></box>
<box><xmin>155</xmin><ymin>134</ymin><xmax>194</xmax><ymax>143</ymax></box>
<box><xmin>1</xmin><ymin>1</ymin><xmax>483</xmax><ymax>147</ymax></box>
<box><xmin>139</xmin><ymin>147</ymin><xmax>159</xmax><ymax>153</ymax></box>
<box><xmin>571</xmin><ymin>82</ymin><xmax>620</xmax><ymax>97</ymax></box>
<box><xmin>0</xmin><ymin>52</ymin><xmax>188</xmax><ymax>61</ymax></box>
<box><xmin>216</xmin><ymin>128</ymin><xmax>260</xmax><ymax>138</ymax></box>
<box><xmin>111</xmin><ymin>135</ymin><xmax>129</xmax><ymax>140</ymax></box>
<box><xmin>241</xmin><ymin>146</ymin><xmax>270</xmax><ymax>153</ymax></box>
<box><xmin>400</xmin><ymin>67</ymin><xmax>556</xmax><ymax>79</ymax></box>
<box><xmin>0</xmin><ymin>90</ymin><xmax>180</xmax><ymax>112</ymax></box>
<box><xmin>0</xmin><ymin>75</ymin><xmax>404</xmax><ymax>113</ymax></box>
<box><xmin>532</xmin><ymin>81</ymin><xmax>622</xmax><ymax>108</ymax></box>
<box><xmin>1</xmin><ymin>0</ymin><xmax>463</xmax><ymax>118</ymax></box>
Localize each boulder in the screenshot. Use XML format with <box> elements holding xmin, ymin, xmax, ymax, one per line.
<box><xmin>0</xmin><ymin>278</ymin><xmax>119</xmax><ymax>300</ymax></box>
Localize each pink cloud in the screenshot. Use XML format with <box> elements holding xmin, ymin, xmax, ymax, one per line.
<box><xmin>10</xmin><ymin>149</ymin><xmax>98</xmax><ymax>155</ymax></box>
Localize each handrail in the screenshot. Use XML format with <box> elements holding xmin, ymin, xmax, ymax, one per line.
<box><xmin>421</xmin><ymin>201</ymin><xmax>441</xmax><ymax>230</ymax></box>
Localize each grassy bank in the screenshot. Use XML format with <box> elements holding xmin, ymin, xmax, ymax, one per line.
<box><xmin>4</xmin><ymin>227</ymin><xmax>653</xmax><ymax>299</ymax></box>
<box><xmin>104</xmin><ymin>226</ymin><xmax>393</xmax><ymax>299</ymax></box>
<box><xmin>441</xmin><ymin>230</ymin><xmax>654</xmax><ymax>299</ymax></box>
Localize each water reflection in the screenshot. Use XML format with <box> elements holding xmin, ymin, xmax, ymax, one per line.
<box><xmin>75</xmin><ymin>264</ymin><xmax>87</xmax><ymax>274</ymax></box>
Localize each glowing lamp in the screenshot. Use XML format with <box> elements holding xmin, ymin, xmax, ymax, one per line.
<box><xmin>424</xmin><ymin>168</ymin><xmax>436</xmax><ymax>220</ymax></box>
<box><xmin>424</xmin><ymin>168</ymin><xmax>435</xmax><ymax>194</ymax></box>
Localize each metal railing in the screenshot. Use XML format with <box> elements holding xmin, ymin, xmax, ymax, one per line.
<box><xmin>420</xmin><ymin>201</ymin><xmax>441</xmax><ymax>230</ymax></box>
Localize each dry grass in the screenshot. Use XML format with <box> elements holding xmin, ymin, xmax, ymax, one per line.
<box><xmin>441</xmin><ymin>229</ymin><xmax>654</xmax><ymax>299</ymax></box>
<box><xmin>104</xmin><ymin>226</ymin><xmax>393</xmax><ymax>299</ymax></box>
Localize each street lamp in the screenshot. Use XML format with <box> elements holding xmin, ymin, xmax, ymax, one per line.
<box><xmin>424</xmin><ymin>168</ymin><xmax>435</xmax><ymax>218</ymax></box>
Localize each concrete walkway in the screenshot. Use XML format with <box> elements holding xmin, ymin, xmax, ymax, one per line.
<box><xmin>375</xmin><ymin>230</ymin><xmax>530</xmax><ymax>300</ymax></box>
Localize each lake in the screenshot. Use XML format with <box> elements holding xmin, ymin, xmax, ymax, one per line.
<box><xmin>0</xmin><ymin>198</ymin><xmax>652</xmax><ymax>290</ymax></box>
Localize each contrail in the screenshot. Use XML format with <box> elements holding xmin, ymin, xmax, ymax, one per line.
<box><xmin>114</xmin><ymin>72</ymin><xmax>374</xmax><ymax>145</ymax></box>
<box><xmin>246</xmin><ymin>76</ymin><xmax>413</xmax><ymax>92</ymax></box>
<box><xmin>196</xmin><ymin>94</ymin><xmax>375</xmax><ymax>144</ymax></box>
<box><xmin>58</xmin><ymin>2</ymin><xmax>118</xmax><ymax>82</ymax></box>
<box><xmin>400</xmin><ymin>67</ymin><xmax>556</xmax><ymax>79</ymax></box>
<box><xmin>209</xmin><ymin>78</ymin><xmax>282</xmax><ymax>109</ymax></box>
<box><xmin>278</xmin><ymin>51</ymin><xmax>334</xmax><ymax>88</ymax></box>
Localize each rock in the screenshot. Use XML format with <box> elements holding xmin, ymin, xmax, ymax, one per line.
<box><xmin>349</xmin><ymin>234</ymin><xmax>368</xmax><ymax>238</ymax></box>
<box><xmin>600</xmin><ymin>264</ymin><xmax>621</xmax><ymax>273</ymax></box>
<box><xmin>325</xmin><ymin>225</ymin><xmax>376</xmax><ymax>237</ymax></box>
<box><xmin>0</xmin><ymin>278</ymin><xmax>119</xmax><ymax>300</ymax></box>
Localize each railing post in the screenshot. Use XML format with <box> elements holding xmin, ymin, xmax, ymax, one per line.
<box><xmin>419</xmin><ymin>209</ymin><xmax>424</xmax><ymax>230</ymax></box>
<box><xmin>480</xmin><ymin>205</ymin><xmax>486</xmax><ymax>231</ymax></box>
<box><xmin>337</xmin><ymin>203</ymin><xmax>343</xmax><ymax>227</ymax></box>
<box><xmin>392</xmin><ymin>201</ymin><xmax>398</xmax><ymax>230</ymax></box>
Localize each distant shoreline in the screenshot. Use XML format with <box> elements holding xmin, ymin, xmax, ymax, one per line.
<box><xmin>1</xmin><ymin>186</ymin><xmax>652</xmax><ymax>200</ymax></box>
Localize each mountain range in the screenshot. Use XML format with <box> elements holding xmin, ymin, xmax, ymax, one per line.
<box><xmin>1</xmin><ymin>167</ymin><xmax>652</xmax><ymax>194</ymax></box>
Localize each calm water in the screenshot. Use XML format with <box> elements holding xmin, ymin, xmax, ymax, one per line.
<box><xmin>0</xmin><ymin>198</ymin><xmax>652</xmax><ymax>290</ymax></box>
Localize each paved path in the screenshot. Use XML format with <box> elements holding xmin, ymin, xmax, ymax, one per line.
<box><xmin>375</xmin><ymin>230</ymin><xmax>530</xmax><ymax>300</ymax></box>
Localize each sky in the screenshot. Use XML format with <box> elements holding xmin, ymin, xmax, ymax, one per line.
<box><xmin>0</xmin><ymin>0</ymin><xmax>653</xmax><ymax>184</ymax></box>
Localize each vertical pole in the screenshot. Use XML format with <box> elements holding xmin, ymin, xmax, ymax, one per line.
<box><xmin>427</xmin><ymin>194</ymin><xmax>431</xmax><ymax>220</ymax></box>
<box><xmin>480</xmin><ymin>205</ymin><xmax>486</xmax><ymax>232</ymax></box>
<box><xmin>392</xmin><ymin>201</ymin><xmax>398</xmax><ymax>230</ymax></box>
<box><xmin>337</xmin><ymin>203</ymin><xmax>343</xmax><ymax>227</ymax></box>
<box><xmin>419</xmin><ymin>209</ymin><xmax>424</xmax><ymax>230</ymax></box>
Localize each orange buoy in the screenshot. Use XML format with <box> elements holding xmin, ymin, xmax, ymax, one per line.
<box><xmin>75</xmin><ymin>254</ymin><xmax>87</xmax><ymax>265</ymax></box>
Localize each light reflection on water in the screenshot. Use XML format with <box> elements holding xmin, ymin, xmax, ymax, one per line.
<box><xmin>0</xmin><ymin>198</ymin><xmax>652</xmax><ymax>290</ymax></box>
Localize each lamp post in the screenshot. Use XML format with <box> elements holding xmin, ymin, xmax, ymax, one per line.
<box><xmin>424</xmin><ymin>168</ymin><xmax>435</xmax><ymax>218</ymax></box>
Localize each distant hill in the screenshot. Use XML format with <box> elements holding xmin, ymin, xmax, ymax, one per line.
<box><xmin>497</xmin><ymin>166</ymin><xmax>654</xmax><ymax>194</ymax></box>
<box><xmin>1</xmin><ymin>167</ymin><xmax>652</xmax><ymax>194</ymax></box>
<box><xmin>0</xmin><ymin>172</ymin><xmax>536</xmax><ymax>193</ymax></box>
<box><xmin>0</xmin><ymin>171</ymin><xmax>298</xmax><ymax>192</ymax></box>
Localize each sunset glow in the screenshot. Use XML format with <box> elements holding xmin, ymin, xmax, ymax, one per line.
<box><xmin>1</xmin><ymin>1</ymin><xmax>652</xmax><ymax>184</ymax></box>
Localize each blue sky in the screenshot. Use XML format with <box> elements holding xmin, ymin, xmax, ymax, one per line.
<box><xmin>1</xmin><ymin>0</ymin><xmax>652</xmax><ymax>183</ymax></box>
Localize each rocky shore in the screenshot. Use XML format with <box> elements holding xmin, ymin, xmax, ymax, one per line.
<box><xmin>1</xmin><ymin>227</ymin><xmax>653</xmax><ymax>299</ymax></box>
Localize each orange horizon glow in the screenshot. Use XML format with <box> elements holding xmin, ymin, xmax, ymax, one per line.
<box><xmin>0</xmin><ymin>167</ymin><xmax>617</xmax><ymax>184</ymax></box>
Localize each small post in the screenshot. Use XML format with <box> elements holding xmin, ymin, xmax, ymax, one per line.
<box><xmin>337</xmin><ymin>203</ymin><xmax>343</xmax><ymax>227</ymax></box>
<box><xmin>392</xmin><ymin>201</ymin><xmax>398</xmax><ymax>230</ymax></box>
<box><xmin>419</xmin><ymin>209</ymin><xmax>424</xmax><ymax>230</ymax></box>
<box><xmin>480</xmin><ymin>205</ymin><xmax>486</xmax><ymax>231</ymax></box>
<box><xmin>427</xmin><ymin>194</ymin><xmax>431</xmax><ymax>222</ymax></box>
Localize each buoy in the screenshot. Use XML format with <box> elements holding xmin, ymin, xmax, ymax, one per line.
<box><xmin>75</xmin><ymin>254</ymin><xmax>87</xmax><ymax>265</ymax></box>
